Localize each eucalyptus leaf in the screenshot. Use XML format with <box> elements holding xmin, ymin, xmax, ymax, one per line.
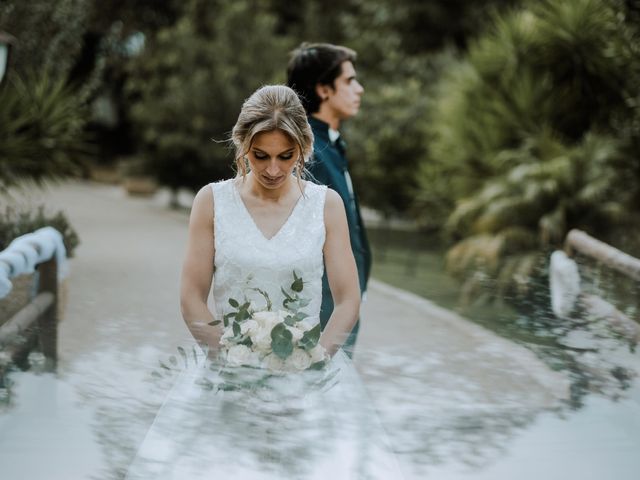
<box><xmin>223</xmin><ymin>312</ymin><xmax>235</xmax><ymax>327</ymax></box>
<box><xmin>281</xmin><ymin>287</ymin><xmax>294</xmax><ymax>301</ymax></box>
<box><xmin>228</xmin><ymin>298</ymin><xmax>239</xmax><ymax>308</ymax></box>
<box><xmin>300</xmin><ymin>323</ymin><xmax>321</xmax><ymax>350</ymax></box>
<box><xmin>271</xmin><ymin>323</ymin><xmax>294</xmax><ymax>359</ymax></box>
<box><xmin>232</xmin><ymin>321</ymin><xmax>241</xmax><ymax>337</ymax></box>
<box><xmin>309</xmin><ymin>360</ymin><xmax>327</xmax><ymax>370</ymax></box>
<box><xmin>208</xmin><ymin>320</ymin><xmax>221</xmax><ymax>326</ymax></box>
<box><xmin>291</xmin><ymin>276</ymin><xmax>303</xmax><ymax>293</ymax></box>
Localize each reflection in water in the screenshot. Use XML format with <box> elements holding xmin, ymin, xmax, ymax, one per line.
<box><xmin>357</xmin><ymin>348</ymin><xmax>551</xmax><ymax>477</ymax></box>
<box><xmin>1</xmin><ymin>328</ymin><xmax>639</xmax><ymax>479</ymax></box>
<box><xmin>126</xmin><ymin>350</ymin><xmax>404</xmax><ymax>479</ymax></box>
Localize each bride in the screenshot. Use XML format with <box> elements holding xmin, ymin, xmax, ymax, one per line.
<box><xmin>125</xmin><ymin>85</ymin><xmax>404</xmax><ymax>479</ymax></box>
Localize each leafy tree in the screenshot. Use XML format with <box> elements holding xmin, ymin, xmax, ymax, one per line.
<box><xmin>0</xmin><ymin>0</ymin><xmax>91</xmax><ymax>80</ymax></box>
<box><xmin>124</xmin><ymin>0</ymin><xmax>291</xmax><ymax>196</ymax></box>
<box><xmin>268</xmin><ymin>0</ymin><xmax>518</xmax><ymax>221</ymax></box>
<box><xmin>0</xmin><ymin>0</ymin><xmax>93</xmax><ymax>190</ymax></box>
<box><xmin>421</xmin><ymin>0</ymin><xmax>640</xmax><ymax>302</ymax></box>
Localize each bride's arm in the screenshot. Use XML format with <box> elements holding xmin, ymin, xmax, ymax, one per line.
<box><xmin>180</xmin><ymin>185</ymin><xmax>222</xmax><ymax>353</ymax></box>
<box><xmin>320</xmin><ymin>189</ymin><xmax>361</xmax><ymax>357</ymax></box>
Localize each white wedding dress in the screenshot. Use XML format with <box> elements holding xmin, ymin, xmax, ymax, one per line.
<box><xmin>125</xmin><ymin>178</ymin><xmax>404</xmax><ymax>479</ymax></box>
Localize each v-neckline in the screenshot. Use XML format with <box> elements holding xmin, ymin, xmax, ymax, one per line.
<box><xmin>232</xmin><ymin>179</ymin><xmax>306</xmax><ymax>241</ymax></box>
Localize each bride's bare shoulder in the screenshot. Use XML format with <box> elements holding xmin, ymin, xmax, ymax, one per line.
<box><xmin>190</xmin><ymin>184</ymin><xmax>215</xmax><ymax>223</ymax></box>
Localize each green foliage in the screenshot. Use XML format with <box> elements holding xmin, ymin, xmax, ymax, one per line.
<box><xmin>423</xmin><ymin>0</ymin><xmax>640</xmax><ymax>302</ymax></box>
<box><xmin>270</xmin><ymin>323</ymin><xmax>294</xmax><ymax>359</ymax></box>
<box><xmin>125</xmin><ymin>0</ymin><xmax>291</xmax><ymax>192</ymax></box>
<box><xmin>347</xmin><ymin>75</ymin><xmax>431</xmax><ymax>217</ymax></box>
<box><xmin>0</xmin><ymin>0</ymin><xmax>92</xmax><ymax>80</ymax></box>
<box><xmin>0</xmin><ymin>72</ymin><xmax>91</xmax><ymax>191</ymax></box>
<box><xmin>0</xmin><ymin>0</ymin><xmax>96</xmax><ymax>190</ymax></box>
<box><xmin>0</xmin><ymin>205</ymin><xmax>80</xmax><ymax>257</ymax></box>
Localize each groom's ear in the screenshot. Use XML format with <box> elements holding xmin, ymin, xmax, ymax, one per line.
<box><xmin>315</xmin><ymin>83</ymin><xmax>332</xmax><ymax>102</ymax></box>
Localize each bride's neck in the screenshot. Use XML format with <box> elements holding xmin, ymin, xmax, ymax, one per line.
<box><xmin>243</xmin><ymin>173</ymin><xmax>295</xmax><ymax>202</ymax></box>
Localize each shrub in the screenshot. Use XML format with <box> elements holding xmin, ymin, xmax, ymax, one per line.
<box><xmin>422</xmin><ymin>0</ymin><xmax>640</xmax><ymax>302</ymax></box>
<box><xmin>0</xmin><ymin>71</ymin><xmax>92</xmax><ymax>192</ymax></box>
<box><xmin>0</xmin><ymin>205</ymin><xmax>80</xmax><ymax>258</ymax></box>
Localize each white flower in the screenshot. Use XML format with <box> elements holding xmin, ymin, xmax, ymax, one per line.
<box><xmin>253</xmin><ymin>311</ymin><xmax>280</xmax><ymax>330</ymax></box>
<box><xmin>262</xmin><ymin>353</ymin><xmax>285</xmax><ymax>372</ymax></box>
<box><xmin>240</xmin><ymin>319</ymin><xmax>258</xmax><ymax>336</ymax></box>
<box><xmin>286</xmin><ymin>324</ymin><xmax>304</xmax><ymax>342</ymax></box>
<box><xmin>226</xmin><ymin>344</ymin><xmax>260</xmax><ymax>367</ymax></box>
<box><xmin>284</xmin><ymin>348</ymin><xmax>312</xmax><ymax>371</ymax></box>
<box><xmin>308</xmin><ymin>345</ymin><xmax>327</xmax><ymax>364</ymax></box>
<box><xmin>249</xmin><ymin>324</ymin><xmax>273</xmax><ymax>352</ymax></box>
<box><xmin>220</xmin><ymin>328</ymin><xmax>235</xmax><ymax>346</ymax></box>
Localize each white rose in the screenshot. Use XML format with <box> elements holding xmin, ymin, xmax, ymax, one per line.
<box><xmin>249</xmin><ymin>324</ymin><xmax>273</xmax><ymax>352</ymax></box>
<box><xmin>262</xmin><ymin>353</ymin><xmax>285</xmax><ymax>372</ymax></box>
<box><xmin>308</xmin><ymin>345</ymin><xmax>327</xmax><ymax>364</ymax></box>
<box><xmin>253</xmin><ymin>311</ymin><xmax>280</xmax><ymax>329</ymax></box>
<box><xmin>284</xmin><ymin>348</ymin><xmax>312</xmax><ymax>371</ymax></box>
<box><xmin>286</xmin><ymin>325</ymin><xmax>304</xmax><ymax>342</ymax></box>
<box><xmin>240</xmin><ymin>319</ymin><xmax>258</xmax><ymax>336</ymax></box>
<box><xmin>226</xmin><ymin>345</ymin><xmax>259</xmax><ymax>367</ymax></box>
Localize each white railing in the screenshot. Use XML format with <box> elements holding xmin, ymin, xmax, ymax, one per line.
<box><xmin>0</xmin><ymin>227</ymin><xmax>68</xmax><ymax>369</ymax></box>
<box><xmin>550</xmin><ymin>229</ymin><xmax>639</xmax><ymax>343</ymax></box>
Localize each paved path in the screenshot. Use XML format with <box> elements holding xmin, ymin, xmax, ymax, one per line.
<box><xmin>4</xmin><ymin>181</ymin><xmax>639</xmax><ymax>480</ymax></box>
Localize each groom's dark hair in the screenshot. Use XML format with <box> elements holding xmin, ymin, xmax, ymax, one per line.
<box><xmin>286</xmin><ymin>42</ymin><xmax>357</xmax><ymax>115</ymax></box>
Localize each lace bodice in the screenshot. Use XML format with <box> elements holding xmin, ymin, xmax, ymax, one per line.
<box><xmin>211</xmin><ymin>179</ymin><xmax>326</xmax><ymax>325</ymax></box>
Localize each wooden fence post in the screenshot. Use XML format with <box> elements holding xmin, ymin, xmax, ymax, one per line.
<box><xmin>36</xmin><ymin>258</ymin><xmax>58</xmax><ymax>370</ymax></box>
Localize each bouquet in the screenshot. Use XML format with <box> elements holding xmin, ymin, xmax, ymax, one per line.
<box><xmin>153</xmin><ymin>272</ymin><xmax>337</xmax><ymax>402</ymax></box>
<box><xmin>210</xmin><ymin>271</ymin><xmax>328</xmax><ymax>374</ymax></box>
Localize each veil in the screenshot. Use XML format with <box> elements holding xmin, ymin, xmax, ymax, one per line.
<box><xmin>125</xmin><ymin>348</ymin><xmax>405</xmax><ymax>480</ymax></box>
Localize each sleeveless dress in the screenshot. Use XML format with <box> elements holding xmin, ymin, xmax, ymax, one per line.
<box><xmin>212</xmin><ymin>178</ymin><xmax>325</xmax><ymax>326</ymax></box>
<box><xmin>125</xmin><ymin>177</ymin><xmax>405</xmax><ymax>480</ymax></box>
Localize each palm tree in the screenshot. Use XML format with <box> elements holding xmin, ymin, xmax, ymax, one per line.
<box><xmin>422</xmin><ymin>0</ymin><xmax>640</xmax><ymax>303</ymax></box>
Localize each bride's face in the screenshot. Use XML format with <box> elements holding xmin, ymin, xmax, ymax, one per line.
<box><xmin>247</xmin><ymin>129</ymin><xmax>300</xmax><ymax>190</ymax></box>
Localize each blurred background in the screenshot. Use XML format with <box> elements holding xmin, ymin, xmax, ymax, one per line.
<box><xmin>2</xmin><ymin>0</ymin><xmax>638</xmax><ymax>312</ymax></box>
<box><xmin>1</xmin><ymin>1</ymin><xmax>640</xmax><ymax>478</ymax></box>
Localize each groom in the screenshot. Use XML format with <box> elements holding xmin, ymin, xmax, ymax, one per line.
<box><xmin>287</xmin><ymin>43</ymin><xmax>371</xmax><ymax>357</ymax></box>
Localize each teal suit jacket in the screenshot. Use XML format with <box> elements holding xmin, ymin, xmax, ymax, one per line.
<box><xmin>307</xmin><ymin>116</ymin><xmax>372</xmax><ymax>355</ymax></box>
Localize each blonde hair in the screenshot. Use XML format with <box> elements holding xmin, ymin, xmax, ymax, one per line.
<box><xmin>231</xmin><ymin>85</ymin><xmax>314</xmax><ymax>180</ymax></box>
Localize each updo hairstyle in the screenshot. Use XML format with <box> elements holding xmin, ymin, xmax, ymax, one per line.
<box><xmin>231</xmin><ymin>85</ymin><xmax>314</xmax><ymax>178</ymax></box>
